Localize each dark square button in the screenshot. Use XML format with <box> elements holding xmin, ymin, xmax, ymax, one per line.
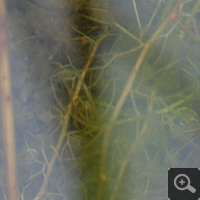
<box><xmin>168</xmin><ymin>168</ymin><xmax>200</xmax><ymax>200</ymax></box>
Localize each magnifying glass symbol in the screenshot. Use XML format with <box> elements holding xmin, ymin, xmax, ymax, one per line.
<box><xmin>174</xmin><ymin>174</ymin><xmax>196</xmax><ymax>193</ymax></box>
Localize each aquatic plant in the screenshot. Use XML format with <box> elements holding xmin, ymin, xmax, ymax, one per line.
<box><xmin>1</xmin><ymin>0</ymin><xmax>200</xmax><ymax>200</ymax></box>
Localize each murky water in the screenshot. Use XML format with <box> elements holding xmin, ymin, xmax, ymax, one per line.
<box><xmin>2</xmin><ymin>0</ymin><xmax>200</xmax><ymax>200</ymax></box>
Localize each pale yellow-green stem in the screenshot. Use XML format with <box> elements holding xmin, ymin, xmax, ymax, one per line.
<box><xmin>0</xmin><ymin>1</ymin><xmax>19</xmax><ymax>200</ymax></box>
<box><xmin>96</xmin><ymin>1</ymin><xmax>182</xmax><ymax>200</ymax></box>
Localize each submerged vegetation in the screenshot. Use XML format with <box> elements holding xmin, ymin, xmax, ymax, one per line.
<box><xmin>2</xmin><ymin>0</ymin><xmax>200</xmax><ymax>199</ymax></box>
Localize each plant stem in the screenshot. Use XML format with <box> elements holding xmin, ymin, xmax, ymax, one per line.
<box><xmin>34</xmin><ymin>32</ymin><xmax>107</xmax><ymax>200</ymax></box>
<box><xmin>96</xmin><ymin>1</ymin><xmax>181</xmax><ymax>199</ymax></box>
<box><xmin>0</xmin><ymin>1</ymin><xmax>19</xmax><ymax>200</ymax></box>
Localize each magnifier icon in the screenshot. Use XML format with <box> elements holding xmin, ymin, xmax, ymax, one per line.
<box><xmin>174</xmin><ymin>174</ymin><xmax>196</xmax><ymax>193</ymax></box>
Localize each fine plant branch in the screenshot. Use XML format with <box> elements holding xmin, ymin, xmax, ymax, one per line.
<box><xmin>109</xmin><ymin>90</ymin><xmax>156</xmax><ymax>200</ymax></box>
<box><xmin>0</xmin><ymin>1</ymin><xmax>20</xmax><ymax>200</ymax></box>
<box><xmin>33</xmin><ymin>32</ymin><xmax>108</xmax><ymax>200</ymax></box>
<box><xmin>96</xmin><ymin>1</ymin><xmax>181</xmax><ymax>199</ymax></box>
<box><xmin>109</xmin><ymin>121</ymin><xmax>149</xmax><ymax>200</ymax></box>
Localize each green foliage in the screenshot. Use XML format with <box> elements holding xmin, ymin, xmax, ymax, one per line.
<box><xmin>5</xmin><ymin>0</ymin><xmax>200</xmax><ymax>200</ymax></box>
